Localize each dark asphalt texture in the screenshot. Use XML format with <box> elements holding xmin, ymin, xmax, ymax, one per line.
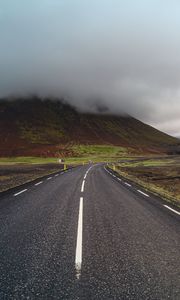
<box><xmin>0</xmin><ymin>164</ymin><xmax>179</xmax><ymax>299</ymax></box>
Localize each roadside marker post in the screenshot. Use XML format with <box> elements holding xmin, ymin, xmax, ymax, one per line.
<box><xmin>64</xmin><ymin>164</ymin><xmax>67</xmax><ymax>170</ymax></box>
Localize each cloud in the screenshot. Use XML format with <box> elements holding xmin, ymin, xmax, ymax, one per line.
<box><xmin>0</xmin><ymin>0</ymin><xmax>180</xmax><ymax>136</ymax></box>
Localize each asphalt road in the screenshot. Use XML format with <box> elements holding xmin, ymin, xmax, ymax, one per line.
<box><xmin>0</xmin><ymin>164</ymin><xmax>179</xmax><ymax>299</ymax></box>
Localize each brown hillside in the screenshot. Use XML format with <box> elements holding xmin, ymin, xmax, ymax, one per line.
<box><xmin>0</xmin><ymin>98</ymin><xmax>178</xmax><ymax>157</ymax></box>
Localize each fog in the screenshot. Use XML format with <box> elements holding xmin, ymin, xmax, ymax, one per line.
<box><xmin>0</xmin><ymin>0</ymin><xmax>180</xmax><ymax>136</ymax></box>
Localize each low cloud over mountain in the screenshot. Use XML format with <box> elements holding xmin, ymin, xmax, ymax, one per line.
<box><xmin>0</xmin><ymin>0</ymin><xmax>180</xmax><ymax>136</ymax></box>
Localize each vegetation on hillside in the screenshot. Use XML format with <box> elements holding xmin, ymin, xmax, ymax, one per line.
<box><xmin>0</xmin><ymin>97</ymin><xmax>179</xmax><ymax>158</ymax></box>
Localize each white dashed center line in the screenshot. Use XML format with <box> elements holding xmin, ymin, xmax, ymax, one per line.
<box><xmin>75</xmin><ymin>196</ymin><xmax>83</xmax><ymax>279</ymax></box>
<box><xmin>14</xmin><ymin>189</ymin><xmax>27</xmax><ymax>197</ymax></box>
<box><xmin>74</xmin><ymin>165</ymin><xmax>94</xmax><ymax>279</ymax></box>
<box><xmin>81</xmin><ymin>180</ymin><xmax>85</xmax><ymax>192</ymax></box>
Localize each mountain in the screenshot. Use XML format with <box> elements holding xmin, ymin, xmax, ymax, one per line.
<box><xmin>0</xmin><ymin>97</ymin><xmax>179</xmax><ymax>157</ymax></box>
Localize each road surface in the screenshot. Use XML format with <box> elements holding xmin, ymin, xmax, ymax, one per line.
<box><xmin>0</xmin><ymin>164</ymin><xmax>179</xmax><ymax>299</ymax></box>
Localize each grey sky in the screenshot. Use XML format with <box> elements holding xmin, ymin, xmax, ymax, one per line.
<box><xmin>0</xmin><ymin>0</ymin><xmax>180</xmax><ymax>136</ymax></box>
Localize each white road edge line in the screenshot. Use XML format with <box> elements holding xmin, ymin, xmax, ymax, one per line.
<box><xmin>105</xmin><ymin>167</ymin><xmax>123</xmax><ymax>183</ymax></box>
<box><xmin>105</xmin><ymin>167</ymin><xmax>151</xmax><ymax>197</ymax></box>
<box><xmin>164</xmin><ymin>205</ymin><xmax>180</xmax><ymax>216</ymax></box>
<box><xmin>47</xmin><ymin>177</ymin><xmax>52</xmax><ymax>180</ymax></box>
<box><xmin>137</xmin><ymin>190</ymin><xmax>149</xmax><ymax>197</ymax></box>
<box><xmin>14</xmin><ymin>189</ymin><xmax>27</xmax><ymax>197</ymax></box>
<box><xmin>75</xmin><ymin>197</ymin><xmax>83</xmax><ymax>279</ymax></box>
<box><xmin>35</xmin><ymin>181</ymin><xmax>43</xmax><ymax>186</ymax></box>
<box><xmin>55</xmin><ymin>174</ymin><xmax>59</xmax><ymax>177</ymax></box>
<box><xmin>81</xmin><ymin>180</ymin><xmax>85</xmax><ymax>192</ymax></box>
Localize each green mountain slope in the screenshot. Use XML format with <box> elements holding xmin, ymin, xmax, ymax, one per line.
<box><xmin>0</xmin><ymin>97</ymin><xmax>178</xmax><ymax>157</ymax></box>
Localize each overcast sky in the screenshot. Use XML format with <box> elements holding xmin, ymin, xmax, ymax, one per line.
<box><xmin>0</xmin><ymin>0</ymin><xmax>180</xmax><ymax>136</ymax></box>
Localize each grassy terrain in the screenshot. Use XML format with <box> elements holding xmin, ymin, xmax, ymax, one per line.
<box><xmin>109</xmin><ymin>156</ymin><xmax>180</xmax><ymax>207</ymax></box>
<box><xmin>18</xmin><ymin>121</ymin><xmax>64</xmax><ymax>144</ymax></box>
<box><xmin>0</xmin><ymin>156</ymin><xmax>67</xmax><ymax>192</ymax></box>
<box><xmin>0</xmin><ymin>145</ymin><xmax>129</xmax><ymax>190</ymax></box>
<box><xmin>0</xmin><ymin>162</ymin><xmax>67</xmax><ymax>192</ymax></box>
<box><xmin>0</xmin><ymin>144</ymin><xmax>129</xmax><ymax>165</ymax></box>
<box><xmin>67</xmin><ymin>145</ymin><xmax>130</xmax><ymax>163</ymax></box>
<box><xmin>1</xmin><ymin>153</ymin><xmax>180</xmax><ymax>204</ymax></box>
<box><xmin>0</xmin><ymin>157</ymin><xmax>59</xmax><ymax>164</ymax></box>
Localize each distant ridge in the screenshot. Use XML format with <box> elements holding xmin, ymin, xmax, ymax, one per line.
<box><xmin>0</xmin><ymin>97</ymin><xmax>179</xmax><ymax>157</ymax></box>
